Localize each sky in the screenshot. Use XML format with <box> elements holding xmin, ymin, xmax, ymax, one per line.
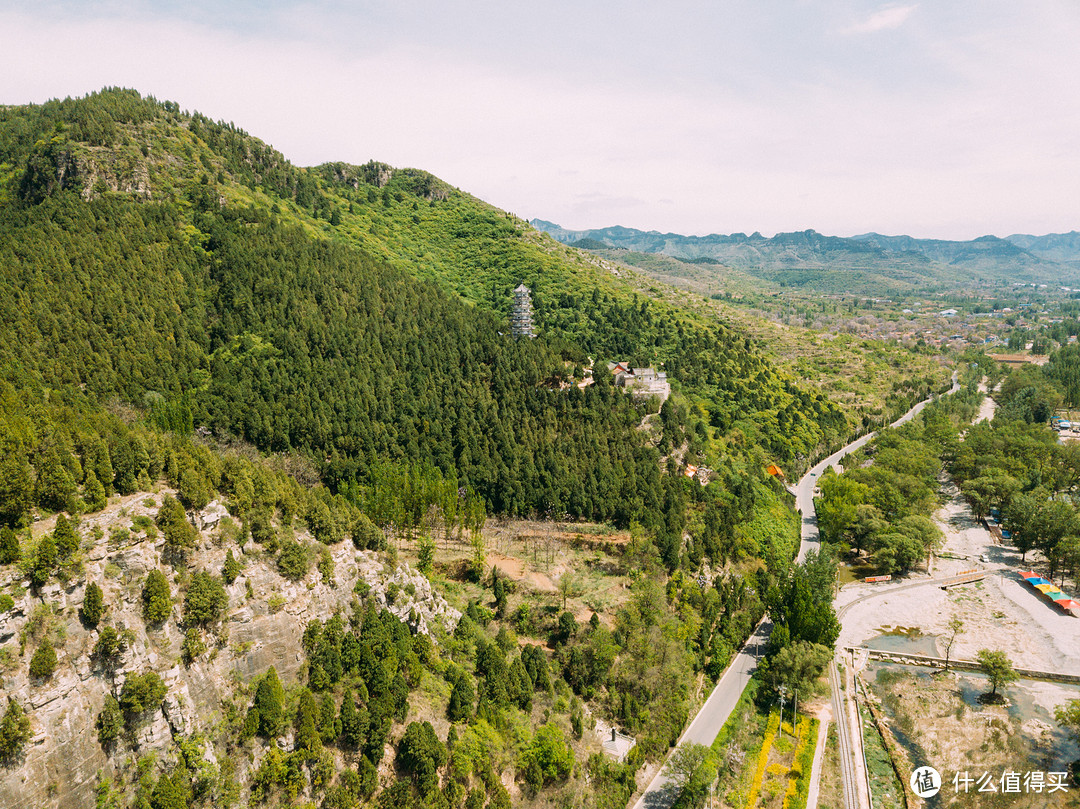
<box><xmin>1</xmin><ymin>1</ymin><xmax>1078</xmax><ymax>239</ymax></box>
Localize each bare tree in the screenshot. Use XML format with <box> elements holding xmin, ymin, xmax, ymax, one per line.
<box><xmin>943</xmin><ymin>616</ymin><xmax>963</xmax><ymax>672</ymax></box>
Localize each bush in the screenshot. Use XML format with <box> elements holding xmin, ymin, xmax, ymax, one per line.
<box><xmin>277</xmin><ymin>539</ymin><xmax>311</xmax><ymax>581</ymax></box>
<box><xmin>119</xmin><ymin>671</ymin><xmax>167</xmax><ymax>718</ymax></box>
<box><xmin>318</xmin><ymin>547</ymin><xmax>335</xmax><ymax>585</ymax></box>
<box><xmin>141</xmin><ymin>569</ymin><xmax>172</xmax><ymax>626</ymax></box>
<box><xmin>92</xmin><ymin>626</ymin><xmax>130</xmax><ymax>669</ymax></box>
<box><xmin>181</xmin><ymin>627</ymin><xmax>206</xmax><ymax>665</ymax></box>
<box><xmin>80</xmin><ymin>581</ymin><xmax>105</xmax><ymax>627</ymax></box>
<box><xmin>0</xmin><ymin>594</ymin><xmax>13</xmax><ymax>613</ymax></box>
<box><xmin>29</xmin><ymin>643</ymin><xmax>57</xmax><ymax>678</ymax></box>
<box><xmin>520</xmin><ymin>723</ymin><xmax>574</xmax><ymax>788</ymax></box>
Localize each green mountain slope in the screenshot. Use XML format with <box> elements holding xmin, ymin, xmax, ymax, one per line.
<box><xmin>0</xmin><ymin>88</ymin><xmax>856</xmax><ymax>809</ymax></box>
<box><xmin>531</xmin><ymin>219</ymin><xmax>1079</xmax><ymax>295</ymax></box>
<box><xmin>0</xmin><ymin>88</ymin><xmax>847</xmax><ymax>489</ymax></box>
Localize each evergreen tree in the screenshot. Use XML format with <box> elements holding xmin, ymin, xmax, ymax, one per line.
<box><xmin>447</xmin><ymin>675</ymin><xmax>475</xmax><ymax>723</ymax></box>
<box><xmin>149</xmin><ymin>770</ymin><xmax>188</xmax><ymax>809</ymax></box>
<box><xmin>80</xmin><ymin>581</ymin><xmax>105</xmax><ymax>627</ymax></box>
<box><xmin>83</xmin><ymin>471</ymin><xmax>107</xmax><ymax>512</ymax></box>
<box><xmin>294</xmin><ymin>688</ymin><xmax>321</xmax><ymax>757</ymax></box>
<box><xmin>53</xmin><ymin>514</ymin><xmax>78</xmax><ymax>560</ymax></box>
<box><xmin>221</xmin><ymin>549</ymin><xmax>241</xmax><ymax>584</ymax></box>
<box><xmin>29</xmin><ymin>643</ymin><xmax>57</xmax><ymax>678</ymax></box>
<box><xmin>96</xmin><ymin>695</ymin><xmax>123</xmax><ymax>748</ymax></box>
<box><xmin>397</xmin><ymin>721</ymin><xmax>446</xmax><ymax>795</ymax></box>
<box><xmin>142</xmin><ymin>569</ymin><xmax>172</xmax><ymax>625</ymax></box>
<box><xmin>157</xmin><ymin>495</ymin><xmax>197</xmax><ymax>554</ymax></box>
<box><xmin>36</xmin><ymin>447</ymin><xmax>76</xmax><ymax>513</ymax></box>
<box><xmin>183</xmin><ymin>570</ymin><xmax>227</xmax><ymax>626</ymax></box>
<box><xmin>0</xmin><ymin>526</ymin><xmax>19</xmax><ymax>565</ymax></box>
<box><xmin>318</xmin><ymin>691</ymin><xmax>338</xmax><ymax>743</ymax></box>
<box><xmin>0</xmin><ymin>448</ymin><xmax>33</xmax><ymax>528</ymax></box>
<box><xmin>0</xmin><ymin>699</ymin><xmax>32</xmax><ymax>763</ymax></box>
<box><xmin>251</xmin><ymin>666</ymin><xmax>285</xmax><ymax>738</ymax></box>
<box><xmin>119</xmin><ymin>671</ymin><xmax>167</xmax><ymax>717</ymax></box>
<box><xmin>29</xmin><ymin>534</ymin><xmax>56</xmax><ymax>588</ymax></box>
<box><xmin>92</xmin><ymin>626</ymin><xmax>130</xmax><ymax>670</ymax></box>
<box><xmin>339</xmin><ymin>687</ymin><xmax>366</xmax><ymax>749</ymax></box>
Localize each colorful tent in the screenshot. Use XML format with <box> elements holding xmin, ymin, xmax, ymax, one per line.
<box><xmin>1050</xmin><ymin>591</ymin><xmax>1071</xmax><ymax>601</ymax></box>
<box><xmin>1026</xmin><ymin>577</ymin><xmax>1052</xmax><ymax>586</ymax></box>
<box><xmin>1019</xmin><ymin>571</ymin><xmax>1040</xmax><ymax>579</ymax></box>
<box><xmin>1035</xmin><ymin>583</ymin><xmax>1059</xmax><ymax>594</ymax></box>
<box><xmin>1057</xmin><ymin>599</ymin><xmax>1080</xmax><ymax>611</ymax></box>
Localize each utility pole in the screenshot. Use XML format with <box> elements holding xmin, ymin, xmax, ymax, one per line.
<box><xmin>777</xmin><ymin>686</ymin><xmax>788</xmax><ymax>738</ymax></box>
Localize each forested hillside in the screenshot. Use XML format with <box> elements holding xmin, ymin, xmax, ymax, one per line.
<box><xmin>0</xmin><ymin>88</ymin><xmax>854</xmax><ymax>809</ymax></box>
<box><xmin>0</xmin><ymin>88</ymin><xmax>846</xmax><ymax>519</ymax></box>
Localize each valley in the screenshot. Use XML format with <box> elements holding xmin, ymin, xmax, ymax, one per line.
<box><xmin>0</xmin><ymin>88</ymin><xmax>1079</xmax><ymax>809</ymax></box>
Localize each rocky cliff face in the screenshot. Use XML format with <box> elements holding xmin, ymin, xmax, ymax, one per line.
<box><xmin>0</xmin><ymin>492</ymin><xmax>459</xmax><ymax>809</ymax></box>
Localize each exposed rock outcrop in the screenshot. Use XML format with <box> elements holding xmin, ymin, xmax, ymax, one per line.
<box><xmin>0</xmin><ymin>492</ymin><xmax>457</xmax><ymax>809</ymax></box>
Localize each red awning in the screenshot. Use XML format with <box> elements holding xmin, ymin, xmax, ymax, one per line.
<box><xmin>1019</xmin><ymin>571</ymin><xmax>1039</xmax><ymax>579</ymax></box>
<box><xmin>1055</xmin><ymin>599</ymin><xmax>1080</xmax><ymax>611</ymax></box>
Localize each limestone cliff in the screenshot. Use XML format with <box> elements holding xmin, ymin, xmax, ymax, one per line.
<box><xmin>0</xmin><ymin>492</ymin><xmax>459</xmax><ymax>808</ymax></box>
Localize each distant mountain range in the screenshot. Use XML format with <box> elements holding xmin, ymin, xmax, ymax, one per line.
<box><xmin>531</xmin><ymin>220</ymin><xmax>1080</xmax><ymax>295</ymax></box>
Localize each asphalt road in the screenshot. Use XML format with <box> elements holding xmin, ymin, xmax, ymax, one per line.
<box><xmin>630</xmin><ymin>376</ymin><xmax>960</xmax><ymax>809</ymax></box>
<box><xmin>630</xmin><ymin>618</ymin><xmax>773</xmax><ymax>809</ymax></box>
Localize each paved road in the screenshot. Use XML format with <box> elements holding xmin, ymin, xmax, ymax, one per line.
<box><xmin>630</xmin><ymin>375</ymin><xmax>960</xmax><ymax>809</ymax></box>
<box><xmin>630</xmin><ymin>618</ymin><xmax>773</xmax><ymax>809</ymax></box>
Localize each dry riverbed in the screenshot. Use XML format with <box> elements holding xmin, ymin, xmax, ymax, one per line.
<box><xmin>835</xmin><ymin>481</ymin><xmax>1080</xmax><ymax>801</ymax></box>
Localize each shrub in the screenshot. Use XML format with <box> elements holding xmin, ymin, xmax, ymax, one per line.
<box><xmin>317</xmin><ymin>547</ymin><xmax>334</xmax><ymax>585</ymax></box>
<box><xmin>141</xmin><ymin>570</ymin><xmax>172</xmax><ymax>626</ymax></box>
<box><xmin>92</xmin><ymin>626</ymin><xmax>130</xmax><ymax>669</ymax></box>
<box><xmin>119</xmin><ymin>671</ymin><xmax>167</xmax><ymax>718</ymax></box>
<box><xmin>80</xmin><ymin>581</ymin><xmax>105</xmax><ymax>627</ymax></box>
<box><xmin>520</xmin><ymin>723</ymin><xmax>574</xmax><ymax>789</ymax></box>
<box><xmin>181</xmin><ymin>627</ymin><xmax>206</xmax><ymax>665</ymax></box>
<box><xmin>0</xmin><ymin>594</ymin><xmax>13</xmax><ymax>613</ymax></box>
<box><xmin>29</xmin><ymin>643</ymin><xmax>57</xmax><ymax>678</ymax></box>
<box><xmin>277</xmin><ymin>539</ymin><xmax>311</xmax><ymax>581</ymax></box>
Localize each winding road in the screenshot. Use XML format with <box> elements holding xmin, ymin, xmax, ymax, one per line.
<box><xmin>630</xmin><ymin>375</ymin><xmax>960</xmax><ymax>809</ymax></box>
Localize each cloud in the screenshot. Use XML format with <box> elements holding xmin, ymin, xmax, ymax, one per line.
<box><xmin>1</xmin><ymin>3</ymin><xmax>1078</xmax><ymax>239</ymax></box>
<box><xmin>842</xmin><ymin>4</ymin><xmax>918</xmax><ymax>34</ymax></box>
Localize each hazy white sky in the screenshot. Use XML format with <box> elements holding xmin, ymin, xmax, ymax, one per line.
<box><xmin>1</xmin><ymin>1</ymin><xmax>1078</xmax><ymax>239</ymax></box>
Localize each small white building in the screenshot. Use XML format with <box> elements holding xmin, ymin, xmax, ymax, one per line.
<box><xmin>608</xmin><ymin>362</ymin><xmax>671</xmax><ymax>402</ymax></box>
